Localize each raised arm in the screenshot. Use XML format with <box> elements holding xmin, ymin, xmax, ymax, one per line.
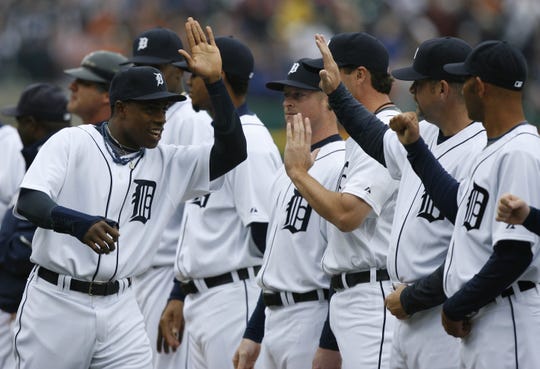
<box><xmin>179</xmin><ymin>17</ymin><xmax>247</xmax><ymax>180</ymax></box>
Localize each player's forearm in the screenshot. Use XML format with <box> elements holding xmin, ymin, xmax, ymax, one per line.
<box><xmin>443</xmin><ymin>240</ymin><xmax>532</xmax><ymax>321</ymax></box>
<box><xmin>328</xmin><ymin>83</ymin><xmax>388</xmax><ymax>166</ymax></box>
<box><xmin>16</xmin><ymin>188</ymin><xmax>56</xmax><ymax>229</ymax></box>
<box><xmin>288</xmin><ymin>169</ymin><xmax>363</xmax><ymax>232</ymax></box>
<box><xmin>523</xmin><ymin>206</ymin><xmax>540</xmax><ymax>236</ymax></box>
<box><xmin>404</xmin><ymin>138</ymin><xmax>459</xmax><ymax>223</ymax></box>
<box><xmin>243</xmin><ymin>292</ymin><xmax>265</xmax><ymax>343</ymax></box>
<box><xmin>207</xmin><ymin>80</ymin><xmax>247</xmax><ymax>181</ymax></box>
<box><xmin>400</xmin><ymin>263</ymin><xmax>447</xmax><ymax>316</ymax></box>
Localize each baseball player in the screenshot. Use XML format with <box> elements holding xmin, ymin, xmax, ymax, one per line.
<box><xmin>124</xmin><ymin>26</ymin><xmax>213</xmax><ymax>369</ymax></box>
<box><xmin>0</xmin><ymin>83</ymin><xmax>71</xmax><ymax>368</ymax></box>
<box><xmin>12</xmin><ymin>17</ymin><xmax>248</xmax><ymax>369</ymax></box>
<box><xmin>389</xmin><ymin>40</ymin><xmax>540</xmax><ymax>368</ymax></box>
<box><xmin>233</xmin><ymin>58</ymin><xmax>345</xmax><ymax>369</ymax></box>
<box><xmin>159</xmin><ymin>35</ymin><xmax>281</xmax><ymax>369</ymax></box>
<box><xmin>497</xmin><ymin>194</ymin><xmax>540</xmax><ymax>236</ymax></box>
<box><xmin>312</xmin><ymin>36</ymin><xmax>486</xmax><ymax>369</ymax></box>
<box><xmin>64</xmin><ymin>50</ymin><xmax>128</xmax><ymax>124</ymax></box>
<box><xmin>290</xmin><ymin>33</ymin><xmax>401</xmax><ymax>368</ymax></box>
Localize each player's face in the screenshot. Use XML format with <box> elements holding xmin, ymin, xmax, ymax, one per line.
<box><xmin>117</xmin><ymin>100</ymin><xmax>169</xmax><ymax>149</ymax></box>
<box><xmin>187</xmin><ymin>74</ymin><xmax>211</xmax><ymax>112</ymax></box>
<box><xmin>409</xmin><ymin>79</ymin><xmax>439</xmax><ymax>123</ymax></box>
<box><xmin>155</xmin><ymin>64</ymin><xmax>184</xmax><ymax>94</ymax></box>
<box><xmin>68</xmin><ymin>79</ymin><xmax>109</xmax><ymax>123</ymax></box>
<box><xmin>282</xmin><ymin>86</ymin><xmax>327</xmax><ymax>126</ymax></box>
<box><xmin>462</xmin><ymin>76</ymin><xmax>484</xmax><ymax>122</ymax></box>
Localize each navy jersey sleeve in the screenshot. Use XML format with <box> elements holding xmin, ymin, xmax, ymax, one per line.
<box><xmin>328</xmin><ymin>83</ymin><xmax>388</xmax><ymax>166</ymax></box>
<box><xmin>243</xmin><ymin>292</ymin><xmax>265</xmax><ymax>343</ymax></box>
<box><xmin>523</xmin><ymin>206</ymin><xmax>540</xmax><ymax>236</ymax></box>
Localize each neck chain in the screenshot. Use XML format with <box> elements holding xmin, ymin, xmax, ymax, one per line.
<box><xmin>100</xmin><ymin>122</ymin><xmax>145</xmax><ymax>166</ymax></box>
<box><xmin>373</xmin><ymin>101</ymin><xmax>395</xmax><ymax>115</ymax></box>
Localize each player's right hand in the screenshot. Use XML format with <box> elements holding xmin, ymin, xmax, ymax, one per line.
<box><xmin>157</xmin><ymin>299</ymin><xmax>185</xmax><ymax>354</ymax></box>
<box><xmin>385</xmin><ymin>284</ymin><xmax>410</xmax><ymax>320</ymax></box>
<box><xmin>389</xmin><ymin>112</ymin><xmax>421</xmax><ymax>145</ymax></box>
<box><xmin>232</xmin><ymin>338</ymin><xmax>261</xmax><ymax>369</ymax></box>
<box><xmin>82</xmin><ymin>220</ymin><xmax>119</xmax><ymax>254</ymax></box>
<box><xmin>312</xmin><ymin>347</ymin><xmax>342</xmax><ymax>369</ymax></box>
<box><xmin>314</xmin><ymin>34</ymin><xmax>341</xmax><ymax>95</ymax></box>
<box><xmin>284</xmin><ymin>113</ymin><xmax>318</xmax><ymax>179</ymax></box>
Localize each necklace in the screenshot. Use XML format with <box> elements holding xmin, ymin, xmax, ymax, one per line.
<box><xmin>373</xmin><ymin>101</ymin><xmax>395</xmax><ymax>115</ymax></box>
<box><xmin>105</xmin><ymin>124</ymin><xmax>138</xmax><ymax>154</ymax></box>
<box><xmin>100</xmin><ymin>123</ymin><xmax>145</xmax><ymax>166</ymax></box>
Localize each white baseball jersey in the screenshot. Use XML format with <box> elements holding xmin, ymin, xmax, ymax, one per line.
<box><xmin>444</xmin><ymin>123</ymin><xmax>540</xmax><ymax>295</ymax></box>
<box><xmin>174</xmin><ymin>113</ymin><xmax>281</xmax><ymax>280</ymax></box>
<box><xmin>19</xmin><ymin>124</ymin><xmax>217</xmax><ymax>280</ymax></box>
<box><xmin>384</xmin><ymin>121</ymin><xmax>487</xmax><ymax>283</ymax></box>
<box><xmin>150</xmin><ymin>98</ymin><xmax>213</xmax><ymax>267</ymax></box>
<box><xmin>322</xmin><ymin>109</ymin><xmax>399</xmax><ymax>274</ymax></box>
<box><xmin>0</xmin><ymin>124</ymin><xmax>24</xmax><ymax>223</ymax></box>
<box><xmin>257</xmin><ymin>138</ymin><xmax>345</xmax><ymax>292</ymax></box>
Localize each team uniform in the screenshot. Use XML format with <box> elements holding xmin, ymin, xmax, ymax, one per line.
<box><xmin>174</xmin><ymin>109</ymin><xmax>281</xmax><ymax>369</ymax></box>
<box><xmin>383</xmin><ymin>120</ymin><xmax>486</xmax><ymax>369</ymax></box>
<box><xmin>443</xmin><ymin>123</ymin><xmax>540</xmax><ymax>368</ymax></box>
<box><xmin>132</xmin><ymin>97</ymin><xmax>213</xmax><ymax>369</ymax></box>
<box><xmin>322</xmin><ymin>108</ymin><xmax>399</xmax><ymax>369</ymax></box>
<box><xmin>13</xmin><ymin>123</ymin><xmax>220</xmax><ymax>369</ymax></box>
<box><xmin>0</xmin><ymin>123</ymin><xmax>24</xmax><ymax>369</ymax></box>
<box><xmin>257</xmin><ymin>136</ymin><xmax>345</xmax><ymax>368</ymax></box>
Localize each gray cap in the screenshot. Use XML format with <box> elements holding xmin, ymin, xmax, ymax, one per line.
<box><xmin>64</xmin><ymin>50</ymin><xmax>129</xmax><ymax>83</ymax></box>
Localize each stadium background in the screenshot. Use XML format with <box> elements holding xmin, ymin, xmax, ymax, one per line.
<box><xmin>1</xmin><ymin>0</ymin><xmax>539</xmax><ymax>151</ymax></box>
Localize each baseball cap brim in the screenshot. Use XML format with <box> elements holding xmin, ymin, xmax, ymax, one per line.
<box><xmin>124</xmin><ymin>55</ymin><xmax>185</xmax><ymax>66</ymax></box>
<box><xmin>1</xmin><ymin>106</ymin><xmax>20</xmax><ymax>117</ymax></box>
<box><xmin>443</xmin><ymin>62</ymin><xmax>471</xmax><ymax>76</ymax></box>
<box><xmin>391</xmin><ymin>66</ymin><xmax>429</xmax><ymax>81</ymax></box>
<box><xmin>129</xmin><ymin>91</ymin><xmax>186</xmax><ymax>102</ymax></box>
<box><xmin>173</xmin><ymin>60</ymin><xmax>189</xmax><ymax>70</ymax></box>
<box><xmin>266</xmin><ymin>80</ymin><xmax>320</xmax><ymax>91</ymax></box>
<box><xmin>64</xmin><ymin>67</ymin><xmax>108</xmax><ymax>83</ymax></box>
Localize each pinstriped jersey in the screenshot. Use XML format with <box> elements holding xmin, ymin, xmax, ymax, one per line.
<box><xmin>384</xmin><ymin>121</ymin><xmax>486</xmax><ymax>283</ymax></box>
<box><xmin>257</xmin><ymin>139</ymin><xmax>345</xmax><ymax>293</ymax></box>
<box><xmin>19</xmin><ymin>124</ymin><xmax>216</xmax><ymax>281</ymax></box>
<box><xmin>150</xmin><ymin>98</ymin><xmax>214</xmax><ymax>267</ymax></box>
<box><xmin>0</xmin><ymin>125</ymin><xmax>24</xmax><ymax>223</ymax></box>
<box><xmin>322</xmin><ymin>109</ymin><xmax>399</xmax><ymax>275</ymax></box>
<box><xmin>174</xmin><ymin>113</ymin><xmax>281</xmax><ymax>281</ymax></box>
<box><xmin>445</xmin><ymin>124</ymin><xmax>540</xmax><ymax>296</ymax></box>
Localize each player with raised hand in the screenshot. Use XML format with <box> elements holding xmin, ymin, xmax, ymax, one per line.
<box><xmin>497</xmin><ymin>194</ymin><xmax>540</xmax><ymax>236</ymax></box>
<box><xmin>233</xmin><ymin>58</ymin><xmax>345</xmax><ymax>369</ymax></box>
<box><xmin>389</xmin><ymin>40</ymin><xmax>540</xmax><ymax>368</ymax></box>
<box><xmin>12</xmin><ymin>16</ymin><xmax>247</xmax><ymax>369</ymax></box>
<box><xmin>288</xmin><ymin>33</ymin><xmax>400</xmax><ymax>368</ymax></box>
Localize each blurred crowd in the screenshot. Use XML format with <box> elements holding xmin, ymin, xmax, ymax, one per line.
<box><xmin>1</xmin><ymin>0</ymin><xmax>540</xmax><ymax>128</ymax></box>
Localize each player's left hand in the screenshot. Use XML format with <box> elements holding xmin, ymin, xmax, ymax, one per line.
<box><xmin>314</xmin><ymin>34</ymin><xmax>341</xmax><ymax>95</ymax></box>
<box><xmin>496</xmin><ymin>193</ymin><xmax>530</xmax><ymax>225</ymax></box>
<box><xmin>441</xmin><ymin>310</ymin><xmax>471</xmax><ymax>338</ymax></box>
<box><xmin>389</xmin><ymin>112</ymin><xmax>421</xmax><ymax>145</ymax></box>
<box><xmin>82</xmin><ymin>220</ymin><xmax>119</xmax><ymax>254</ymax></box>
<box><xmin>157</xmin><ymin>299</ymin><xmax>185</xmax><ymax>354</ymax></box>
<box><xmin>385</xmin><ymin>284</ymin><xmax>410</xmax><ymax>320</ymax></box>
<box><xmin>312</xmin><ymin>347</ymin><xmax>342</xmax><ymax>369</ymax></box>
<box><xmin>284</xmin><ymin>113</ymin><xmax>318</xmax><ymax>180</ymax></box>
<box><xmin>232</xmin><ymin>338</ymin><xmax>261</xmax><ymax>369</ymax></box>
<box><xmin>179</xmin><ymin>17</ymin><xmax>221</xmax><ymax>84</ymax></box>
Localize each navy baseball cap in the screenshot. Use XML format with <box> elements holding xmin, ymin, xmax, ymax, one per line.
<box><xmin>2</xmin><ymin>83</ymin><xmax>71</xmax><ymax>123</ymax></box>
<box><xmin>444</xmin><ymin>40</ymin><xmax>527</xmax><ymax>91</ymax></box>
<box><xmin>266</xmin><ymin>58</ymin><xmax>321</xmax><ymax>91</ymax></box>
<box><xmin>109</xmin><ymin>66</ymin><xmax>186</xmax><ymax>105</ymax></box>
<box><xmin>303</xmin><ymin>32</ymin><xmax>389</xmax><ymax>73</ymax></box>
<box><xmin>215</xmin><ymin>36</ymin><xmax>254</xmax><ymax>81</ymax></box>
<box><xmin>64</xmin><ymin>50</ymin><xmax>128</xmax><ymax>84</ymax></box>
<box><xmin>392</xmin><ymin>37</ymin><xmax>472</xmax><ymax>81</ymax></box>
<box><xmin>125</xmin><ymin>28</ymin><xmax>187</xmax><ymax>68</ymax></box>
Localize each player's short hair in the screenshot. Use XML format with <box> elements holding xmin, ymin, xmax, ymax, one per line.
<box><xmin>340</xmin><ymin>66</ymin><xmax>394</xmax><ymax>94</ymax></box>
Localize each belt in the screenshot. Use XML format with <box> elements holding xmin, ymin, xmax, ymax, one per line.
<box><xmin>37</xmin><ymin>266</ymin><xmax>131</xmax><ymax>296</ymax></box>
<box><xmin>263</xmin><ymin>289</ymin><xmax>329</xmax><ymax>307</ymax></box>
<box><xmin>180</xmin><ymin>266</ymin><xmax>260</xmax><ymax>295</ymax></box>
<box><xmin>490</xmin><ymin>281</ymin><xmax>537</xmax><ymax>303</ymax></box>
<box><xmin>331</xmin><ymin>269</ymin><xmax>390</xmax><ymax>290</ymax></box>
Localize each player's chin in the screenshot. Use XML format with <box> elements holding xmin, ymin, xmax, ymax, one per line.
<box><xmin>144</xmin><ymin>131</ymin><xmax>162</xmax><ymax>148</ymax></box>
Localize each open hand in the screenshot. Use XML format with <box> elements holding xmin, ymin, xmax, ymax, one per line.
<box><xmin>284</xmin><ymin>113</ymin><xmax>318</xmax><ymax>180</ymax></box>
<box><xmin>314</xmin><ymin>34</ymin><xmax>341</xmax><ymax>95</ymax></box>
